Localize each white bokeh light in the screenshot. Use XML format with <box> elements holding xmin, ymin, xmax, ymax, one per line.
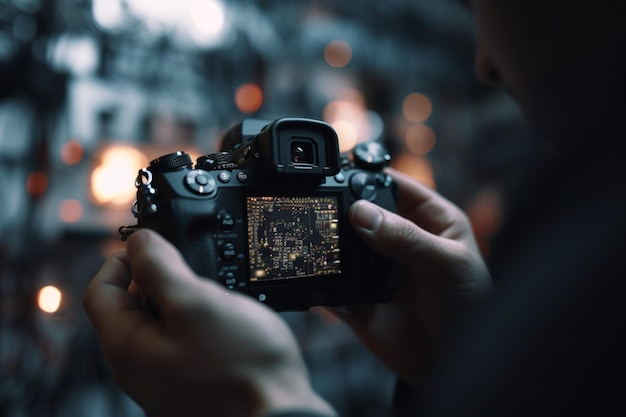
<box><xmin>91</xmin><ymin>0</ymin><xmax>125</xmax><ymax>31</ymax></box>
<box><xmin>191</xmin><ymin>0</ymin><xmax>225</xmax><ymax>36</ymax></box>
<box><xmin>90</xmin><ymin>146</ymin><xmax>148</xmax><ymax>206</ymax></box>
<box><xmin>187</xmin><ymin>0</ymin><xmax>227</xmax><ymax>47</ymax></box>
<box><xmin>38</xmin><ymin>286</ymin><xmax>62</xmax><ymax>314</ymax></box>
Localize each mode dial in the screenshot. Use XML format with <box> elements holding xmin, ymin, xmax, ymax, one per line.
<box><xmin>352</xmin><ymin>142</ymin><xmax>391</xmax><ymax>172</ymax></box>
<box><xmin>149</xmin><ymin>151</ymin><xmax>193</xmax><ymax>173</ymax></box>
<box><xmin>196</xmin><ymin>152</ymin><xmax>238</xmax><ymax>171</ymax></box>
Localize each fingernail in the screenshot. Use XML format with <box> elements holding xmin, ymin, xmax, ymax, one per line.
<box><xmin>351</xmin><ymin>200</ymin><xmax>383</xmax><ymax>231</ymax></box>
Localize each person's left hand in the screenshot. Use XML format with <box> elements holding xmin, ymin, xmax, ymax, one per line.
<box><xmin>330</xmin><ymin>169</ymin><xmax>493</xmax><ymax>386</ymax></box>
<box><xmin>83</xmin><ymin>229</ymin><xmax>336</xmax><ymax>417</ymax></box>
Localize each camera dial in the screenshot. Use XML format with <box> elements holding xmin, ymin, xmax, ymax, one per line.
<box><xmin>184</xmin><ymin>170</ymin><xmax>216</xmax><ymax>195</ymax></box>
<box><xmin>197</xmin><ymin>152</ymin><xmax>238</xmax><ymax>171</ymax></box>
<box><xmin>149</xmin><ymin>151</ymin><xmax>193</xmax><ymax>173</ymax></box>
<box><xmin>352</xmin><ymin>142</ymin><xmax>391</xmax><ymax>171</ymax></box>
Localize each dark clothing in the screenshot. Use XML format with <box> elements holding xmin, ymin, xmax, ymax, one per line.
<box><xmin>397</xmin><ymin>143</ymin><xmax>626</xmax><ymax>415</ymax></box>
<box><xmin>273</xmin><ymin>142</ymin><xmax>626</xmax><ymax>417</ymax></box>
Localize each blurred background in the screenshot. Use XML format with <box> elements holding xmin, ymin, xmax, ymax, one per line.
<box><xmin>1</xmin><ymin>0</ymin><xmax>538</xmax><ymax>416</ymax></box>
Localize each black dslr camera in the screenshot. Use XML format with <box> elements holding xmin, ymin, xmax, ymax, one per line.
<box><xmin>123</xmin><ymin>118</ymin><xmax>397</xmax><ymax>311</ymax></box>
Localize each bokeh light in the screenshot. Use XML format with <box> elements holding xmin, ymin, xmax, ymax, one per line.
<box><xmin>467</xmin><ymin>189</ymin><xmax>504</xmax><ymax>258</ymax></box>
<box><xmin>91</xmin><ymin>0</ymin><xmax>125</xmax><ymax>31</ymax></box>
<box><xmin>90</xmin><ymin>146</ymin><xmax>148</xmax><ymax>206</ymax></box>
<box><xmin>191</xmin><ymin>0</ymin><xmax>225</xmax><ymax>37</ymax></box>
<box><xmin>402</xmin><ymin>92</ymin><xmax>433</xmax><ymax>123</ymax></box>
<box><xmin>331</xmin><ymin>120</ymin><xmax>358</xmax><ymax>152</ymax></box>
<box><xmin>38</xmin><ymin>285</ymin><xmax>62</xmax><ymax>314</ymax></box>
<box><xmin>391</xmin><ymin>152</ymin><xmax>435</xmax><ymax>189</ymax></box>
<box><xmin>187</xmin><ymin>0</ymin><xmax>228</xmax><ymax>47</ymax></box>
<box><xmin>92</xmin><ymin>0</ymin><xmax>228</xmax><ymax>48</ymax></box>
<box><xmin>126</xmin><ymin>0</ymin><xmax>179</xmax><ymax>28</ymax></box>
<box><xmin>26</xmin><ymin>171</ymin><xmax>48</xmax><ymax>196</ymax></box>
<box><xmin>405</xmin><ymin>123</ymin><xmax>436</xmax><ymax>155</ymax></box>
<box><xmin>49</xmin><ymin>35</ymin><xmax>100</xmax><ymax>76</ymax></box>
<box><xmin>235</xmin><ymin>83</ymin><xmax>263</xmax><ymax>114</ymax></box>
<box><xmin>60</xmin><ymin>139</ymin><xmax>84</xmax><ymax>166</ymax></box>
<box><xmin>323</xmin><ymin>89</ymin><xmax>378</xmax><ymax>152</ymax></box>
<box><xmin>324</xmin><ymin>40</ymin><xmax>352</xmax><ymax>68</ymax></box>
<box><xmin>59</xmin><ymin>199</ymin><xmax>83</xmax><ymax>223</ymax></box>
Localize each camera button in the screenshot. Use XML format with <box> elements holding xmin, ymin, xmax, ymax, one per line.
<box><xmin>236</xmin><ymin>171</ymin><xmax>249</xmax><ymax>183</ymax></box>
<box><xmin>218</xmin><ymin>171</ymin><xmax>231</xmax><ymax>183</ymax></box>
<box><xmin>352</xmin><ymin>142</ymin><xmax>391</xmax><ymax>171</ymax></box>
<box><xmin>350</xmin><ymin>172</ymin><xmax>378</xmax><ymax>201</ymax></box>
<box><xmin>223</xmin><ymin>272</ymin><xmax>237</xmax><ymax>288</ymax></box>
<box><xmin>220</xmin><ymin>214</ymin><xmax>235</xmax><ymax>230</ymax></box>
<box><xmin>220</xmin><ymin>242</ymin><xmax>236</xmax><ymax>260</ymax></box>
<box><xmin>195</xmin><ymin>175</ymin><xmax>209</xmax><ymax>186</ymax></box>
<box><xmin>377</xmin><ymin>173</ymin><xmax>393</xmax><ymax>187</ymax></box>
<box><xmin>185</xmin><ymin>170</ymin><xmax>216</xmax><ymax>195</ymax></box>
<box><xmin>334</xmin><ymin>172</ymin><xmax>345</xmax><ymax>183</ymax></box>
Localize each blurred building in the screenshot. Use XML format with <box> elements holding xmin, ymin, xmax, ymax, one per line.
<box><xmin>1</xmin><ymin>1</ymin><xmax>534</xmax><ymax>416</ymax></box>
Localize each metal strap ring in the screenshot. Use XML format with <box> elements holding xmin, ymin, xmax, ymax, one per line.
<box><xmin>135</xmin><ymin>168</ymin><xmax>153</xmax><ymax>188</ymax></box>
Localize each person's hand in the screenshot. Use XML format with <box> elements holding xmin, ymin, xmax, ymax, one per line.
<box><xmin>83</xmin><ymin>229</ymin><xmax>336</xmax><ymax>417</ymax></box>
<box><xmin>336</xmin><ymin>168</ymin><xmax>493</xmax><ymax>386</ymax></box>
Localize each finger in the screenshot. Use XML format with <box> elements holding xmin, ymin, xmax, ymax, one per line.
<box><xmin>84</xmin><ymin>249</ymin><xmax>176</xmax><ymax>368</ymax></box>
<box><xmin>83</xmin><ymin>251</ymin><xmax>138</xmax><ymax>334</ymax></box>
<box><xmin>124</xmin><ymin>229</ymin><xmax>221</xmax><ymax>311</ymax></box>
<box><xmin>386</xmin><ymin>168</ymin><xmax>471</xmax><ymax>240</ymax></box>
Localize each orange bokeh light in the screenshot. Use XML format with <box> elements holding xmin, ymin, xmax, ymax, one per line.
<box><xmin>402</xmin><ymin>93</ymin><xmax>433</xmax><ymax>123</ymax></box>
<box><xmin>61</xmin><ymin>139</ymin><xmax>84</xmax><ymax>165</ymax></box>
<box><xmin>390</xmin><ymin>152</ymin><xmax>435</xmax><ymax>189</ymax></box>
<box><xmin>235</xmin><ymin>83</ymin><xmax>263</xmax><ymax>114</ymax></box>
<box><xmin>59</xmin><ymin>199</ymin><xmax>83</xmax><ymax>223</ymax></box>
<box><xmin>324</xmin><ymin>40</ymin><xmax>352</xmax><ymax>68</ymax></box>
<box><xmin>405</xmin><ymin>123</ymin><xmax>436</xmax><ymax>155</ymax></box>
<box><xmin>26</xmin><ymin>171</ymin><xmax>48</xmax><ymax>196</ymax></box>
<box><xmin>323</xmin><ymin>96</ymin><xmax>369</xmax><ymax>152</ymax></box>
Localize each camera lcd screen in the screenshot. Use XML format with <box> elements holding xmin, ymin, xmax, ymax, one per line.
<box><xmin>246</xmin><ymin>196</ymin><xmax>341</xmax><ymax>281</ymax></box>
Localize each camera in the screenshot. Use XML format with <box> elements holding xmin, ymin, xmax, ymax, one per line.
<box><xmin>122</xmin><ymin>118</ymin><xmax>398</xmax><ymax>311</ymax></box>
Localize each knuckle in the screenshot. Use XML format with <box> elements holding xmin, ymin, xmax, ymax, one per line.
<box><xmin>445</xmin><ymin>202</ymin><xmax>472</xmax><ymax>227</ymax></box>
<box><xmin>386</xmin><ymin>217</ymin><xmax>422</xmax><ymax>248</ymax></box>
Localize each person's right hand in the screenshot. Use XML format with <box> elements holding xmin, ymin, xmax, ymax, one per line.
<box><xmin>335</xmin><ymin>168</ymin><xmax>493</xmax><ymax>386</ymax></box>
<box><xmin>83</xmin><ymin>229</ymin><xmax>336</xmax><ymax>417</ymax></box>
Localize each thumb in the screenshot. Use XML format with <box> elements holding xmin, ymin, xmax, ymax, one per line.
<box><xmin>349</xmin><ymin>199</ymin><xmax>450</xmax><ymax>267</ymax></box>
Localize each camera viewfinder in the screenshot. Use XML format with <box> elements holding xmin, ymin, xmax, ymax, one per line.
<box><xmin>290</xmin><ymin>140</ymin><xmax>316</xmax><ymax>165</ymax></box>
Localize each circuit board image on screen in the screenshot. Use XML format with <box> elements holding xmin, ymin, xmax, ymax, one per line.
<box><xmin>246</xmin><ymin>196</ymin><xmax>341</xmax><ymax>281</ymax></box>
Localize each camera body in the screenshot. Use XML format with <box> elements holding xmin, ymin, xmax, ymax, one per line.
<box><xmin>126</xmin><ymin>118</ymin><xmax>397</xmax><ymax>311</ymax></box>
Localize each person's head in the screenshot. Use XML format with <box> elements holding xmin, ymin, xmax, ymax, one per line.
<box><xmin>466</xmin><ymin>0</ymin><xmax>626</xmax><ymax>156</ymax></box>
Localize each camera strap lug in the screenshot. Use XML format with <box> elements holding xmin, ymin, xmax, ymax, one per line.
<box><xmin>119</xmin><ymin>225</ymin><xmax>140</xmax><ymax>241</ymax></box>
